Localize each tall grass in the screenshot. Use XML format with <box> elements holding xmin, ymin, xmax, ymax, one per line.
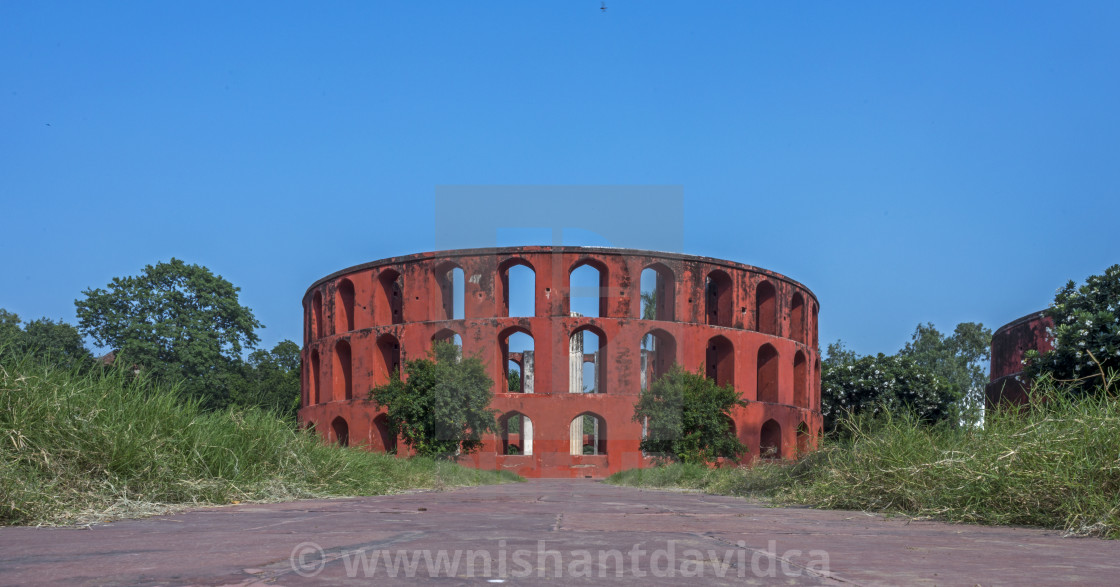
<box><xmin>0</xmin><ymin>351</ymin><xmax>520</xmax><ymax>526</ymax></box>
<box><xmin>609</xmin><ymin>379</ymin><xmax>1120</xmax><ymax>538</ymax></box>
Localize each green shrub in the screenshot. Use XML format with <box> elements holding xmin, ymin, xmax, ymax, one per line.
<box><xmin>632</xmin><ymin>365</ymin><xmax>746</xmax><ymax>463</ymax></box>
<box><xmin>1025</xmin><ymin>264</ymin><xmax>1120</xmax><ymax>392</ymax></box>
<box><xmin>821</xmin><ymin>353</ymin><xmax>955</xmax><ymax>434</ymax></box>
<box><xmin>371</xmin><ymin>342</ymin><xmax>497</xmax><ymax>458</ymax></box>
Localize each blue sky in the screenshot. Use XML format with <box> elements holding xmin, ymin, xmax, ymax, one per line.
<box><xmin>2</xmin><ymin>1</ymin><xmax>1119</xmax><ymax>359</ymax></box>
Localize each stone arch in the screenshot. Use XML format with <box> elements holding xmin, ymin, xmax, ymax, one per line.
<box><xmin>815</xmin><ymin>357</ymin><xmax>821</xmax><ymax>406</ymax></box>
<box><xmin>331</xmin><ymin>416</ymin><xmax>349</xmax><ymax>447</ymax></box>
<box><xmin>312</xmin><ymin>290</ymin><xmax>324</xmax><ymax>339</ymax></box>
<box><xmin>756</xmin><ymin>280</ymin><xmax>777</xmax><ymax>335</ymax></box>
<box><xmin>371</xmin><ymin>413</ymin><xmax>396</xmax><ymax>453</ymax></box>
<box><xmin>499</xmin><ymin>326</ymin><xmax>534</xmax><ymax>394</ymax></box>
<box><xmin>432</xmin><ymin>328</ymin><xmax>463</xmax><ymax>355</ymax></box>
<box><xmin>705</xmin><ymin>335</ymin><xmax>734</xmax><ymax>388</ymax></box>
<box><xmin>375</xmin><ymin>333</ymin><xmax>401</xmax><ymax>384</ymax></box>
<box><xmin>790</xmin><ymin>292</ymin><xmax>805</xmax><ymax>345</ymax></box>
<box><xmin>333</xmin><ymin>339</ymin><xmax>352</xmax><ymax>401</ymax></box>
<box><xmin>639</xmin><ymin>263</ymin><xmax>675</xmax><ymax>321</ymax></box>
<box><xmin>571</xmin><ymin>324</ymin><xmax>607</xmax><ymax>394</ymax></box>
<box><xmin>794</xmin><ymin>350</ymin><xmax>808</xmax><ymax>408</ymax></box>
<box><xmin>336</xmin><ymin>278</ymin><xmax>355</xmax><ymax>333</ymax></box>
<box><xmin>641</xmin><ymin>328</ymin><xmax>676</xmax><ymax>389</ymax></box>
<box><xmin>499</xmin><ymin>258</ymin><xmax>536</xmax><ymax>318</ymax></box>
<box><xmin>706</xmin><ymin>269</ymin><xmax>733</xmax><ymax>327</ymax></box>
<box><xmin>499</xmin><ymin>411</ymin><xmax>534</xmax><ymax>455</ymax></box>
<box><xmin>569</xmin><ymin>258</ymin><xmax>609</xmax><ymax>318</ymax></box>
<box><xmin>570</xmin><ymin>412</ymin><xmax>607</xmax><ymax>455</ymax></box>
<box><xmin>757</xmin><ymin>344</ymin><xmax>779</xmax><ymax>403</ymax></box>
<box><xmin>812</xmin><ymin>303</ymin><xmax>819</xmax><ymax>348</ymax></box>
<box><xmin>760</xmin><ymin>419</ymin><xmax>781</xmax><ymax>459</ymax></box>
<box><xmin>435</xmin><ymin>262</ymin><xmax>465</xmax><ymax>321</ymax></box>
<box><xmin>375</xmin><ymin>269</ymin><xmax>403</xmax><ymax>325</ymax></box>
<box><xmin>309</xmin><ymin>349</ymin><xmax>320</xmax><ymax>404</ymax></box>
<box><xmin>797</xmin><ymin>421</ymin><xmax>810</xmax><ymax>457</ymax></box>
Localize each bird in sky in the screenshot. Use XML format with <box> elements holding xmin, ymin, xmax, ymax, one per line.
<box><xmin>601</xmin><ymin>2</ymin><xmax>607</xmax><ymax>12</ymax></box>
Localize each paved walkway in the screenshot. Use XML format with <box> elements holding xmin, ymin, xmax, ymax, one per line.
<box><xmin>1</xmin><ymin>480</ymin><xmax>1117</xmax><ymax>585</ymax></box>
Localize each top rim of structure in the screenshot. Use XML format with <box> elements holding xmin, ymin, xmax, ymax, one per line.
<box><xmin>992</xmin><ymin>309</ymin><xmax>1051</xmax><ymax>337</ymax></box>
<box><xmin>304</xmin><ymin>246</ymin><xmax>818</xmax><ymax>304</ymax></box>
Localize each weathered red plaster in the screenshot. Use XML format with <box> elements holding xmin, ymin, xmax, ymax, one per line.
<box><xmin>986</xmin><ymin>310</ymin><xmax>1055</xmax><ymax>408</ymax></box>
<box><xmin>299</xmin><ymin>247</ymin><xmax>822</xmax><ymax>478</ymax></box>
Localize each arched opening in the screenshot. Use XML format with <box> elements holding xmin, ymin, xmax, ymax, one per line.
<box><xmin>570</xmin><ymin>325</ymin><xmax>606</xmax><ymax>394</ymax></box>
<box><xmin>376</xmin><ymin>269</ymin><xmax>404</xmax><ymax>325</ymax></box>
<box><xmin>309</xmin><ymin>349</ymin><xmax>320</xmax><ymax>404</ymax></box>
<box><xmin>500</xmin><ymin>259</ymin><xmax>536</xmax><ymax>317</ymax></box>
<box><xmin>756</xmin><ymin>280</ymin><xmax>777</xmax><ymax>335</ymax></box>
<box><xmin>811</xmin><ymin>303</ymin><xmax>819</xmax><ymax>348</ymax></box>
<box><xmin>375</xmin><ymin>333</ymin><xmax>401</xmax><ymax>384</ymax></box>
<box><xmin>815</xmin><ymin>357</ymin><xmax>821</xmax><ymax>406</ymax></box>
<box><xmin>336</xmin><ymin>278</ymin><xmax>355</xmax><ymax>333</ymax></box>
<box><xmin>569</xmin><ymin>260</ymin><xmax>608</xmax><ymax>318</ymax></box>
<box><xmin>639</xmin><ymin>264</ymin><xmax>675</xmax><ymax>321</ymax></box>
<box><xmin>796</xmin><ymin>422</ymin><xmax>810</xmax><ymax>457</ymax></box>
<box><xmin>757</xmin><ymin>344</ymin><xmax>779</xmax><ymax>403</ymax></box>
<box><xmin>500</xmin><ymin>327</ymin><xmax>534</xmax><ymax>394</ymax></box>
<box><xmin>333</xmin><ymin>339</ymin><xmax>352</xmax><ymax>401</ymax></box>
<box><xmin>331</xmin><ymin>416</ymin><xmax>350</xmax><ymax>447</ymax></box>
<box><xmin>790</xmin><ymin>292</ymin><xmax>805</xmax><ymax>345</ymax></box>
<box><xmin>705</xmin><ymin>335</ymin><xmax>734</xmax><ymax>388</ymax></box>
<box><xmin>372</xmin><ymin>413</ymin><xmax>396</xmax><ymax>453</ymax></box>
<box><xmin>793</xmin><ymin>351</ymin><xmax>807</xmax><ymax>408</ymax></box>
<box><xmin>705</xmin><ymin>270</ymin><xmax>733</xmax><ymax>327</ymax></box>
<box><xmin>641</xmin><ymin>329</ymin><xmax>676</xmax><ymax>390</ymax></box>
<box><xmin>507</xmin><ymin>355</ymin><xmax>523</xmax><ymax>392</ymax></box>
<box><xmin>435</xmin><ymin>263</ymin><xmax>465</xmax><ymax>321</ymax></box>
<box><xmin>760</xmin><ymin>419</ymin><xmax>781</xmax><ymax>459</ymax></box>
<box><xmin>499</xmin><ymin>412</ymin><xmax>534</xmax><ymax>455</ymax></box>
<box><xmin>570</xmin><ymin>413</ymin><xmax>607</xmax><ymax>455</ymax></box>
<box><xmin>432</xmin><ymin>328</ymin><xmax>463</xmax><ymax>358</ymax></box>
<box><xmin>312</xmin><ymin>290</ymin><xmax>324</xmax><ymax>339</ymax></box>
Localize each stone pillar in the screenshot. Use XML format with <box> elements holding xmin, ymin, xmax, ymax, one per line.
<box><xmin>523</xmin><ymin>350</ymin><xmax>534</xmax><ymax>394</ymax></box>
<box><xmin>523</xmin><ymin>416</ymin><xmax>533</xmax><ymax>455</ymax></box>
<box><xmin>569</xmin><ymin>312</ymin><xmax>583</xmax><ymax>393</ymax></box>
<box><xmin>569</xmin><ymin>417</ymin><xmax>582</xmax><ymax>455</ymax></box>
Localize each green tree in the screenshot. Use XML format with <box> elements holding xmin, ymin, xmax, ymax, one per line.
<box><xmin>823</xmin><ymin>339</ymin><xmax>860</xmax><ymax>367</ymax></box>
<box><xmin>1024</xmin><ymin>264</ymin><xmax>1120</xmax><ymax>392</ymax></box>
<box><xmin>0</xmin><ymin>309</ymin><xmax>21</xmax><ymax>350</ymax></box>
<box><xmin>371</xmin><ymin>341</ymin><xmax>497</xmax><ymax>458</ymax></box>
<box><xmin>74</xmin><ymin>259</ymin><xmax>262</xmax><ymax>409</ymax></box>
<box><xmin>821</xmin><ymin>353</ymin><xmax>955</xmax><ymax>434</ymax></box>
<box><xmin>0</xmin><ymin>309</ymin><xmax>92</xmax><ymax>368</ymax></box>
<box><xmin>899</xmin><ymin>322</ymin><xmax>992</xmax><ymax>425</ymax></box>
<box><xmin>229</xmin><ymin>340</ymin><xmax>302</xmax><ymax>420</ymax></box>
<box><xmin>633</xmin><ymin>365</ymin><xmax>746</xmax><ymax>463</ymax></box>
<box><xmin>507</xmin><ymin>368</ymin><xmax>521</xmax><ymax>392</ymax></box>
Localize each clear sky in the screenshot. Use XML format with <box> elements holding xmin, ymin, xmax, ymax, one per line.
<box><xmin>3</xmin><ymin>1</ymin><xmax>1119</xmax><ymax>359</ymax></box>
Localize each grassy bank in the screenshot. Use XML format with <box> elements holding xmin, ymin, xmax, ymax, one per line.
<box><xmin>0</xmin><ymin>352</ymin><xmax>521</xmax><ymax>526</ymax></box>
<box><xmin>609</xmin><ymin>382</ymin><xmax>1120</xmax><ymax>538</ymax></box>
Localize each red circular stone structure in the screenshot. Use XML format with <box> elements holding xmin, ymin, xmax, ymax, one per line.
<box><xmin>300</xmin><ymin>247</ymin><xmax>822</xmax><ymax>478</ymax></box>
<box><xmin>986</xmin><ymin>310</ymin><xmax>1055</xmax><ymax>408</ymax></box>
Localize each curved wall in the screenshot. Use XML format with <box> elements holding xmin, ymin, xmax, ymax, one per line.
<box><xmin>300</xmin><ymin>246</ymin><xmax>821</xmax><ymax>478</ymax></box>
<box><xmin>986</xmin><ymin>310</ymin><xmax>1054</xmax><ymax>408</ymax></box>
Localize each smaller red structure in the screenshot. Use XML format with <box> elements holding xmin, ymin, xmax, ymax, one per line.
<box><xmin>986</xmin><ymin>310</ymin><xmax>1054</xmax><ymax>408</ymax></box>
